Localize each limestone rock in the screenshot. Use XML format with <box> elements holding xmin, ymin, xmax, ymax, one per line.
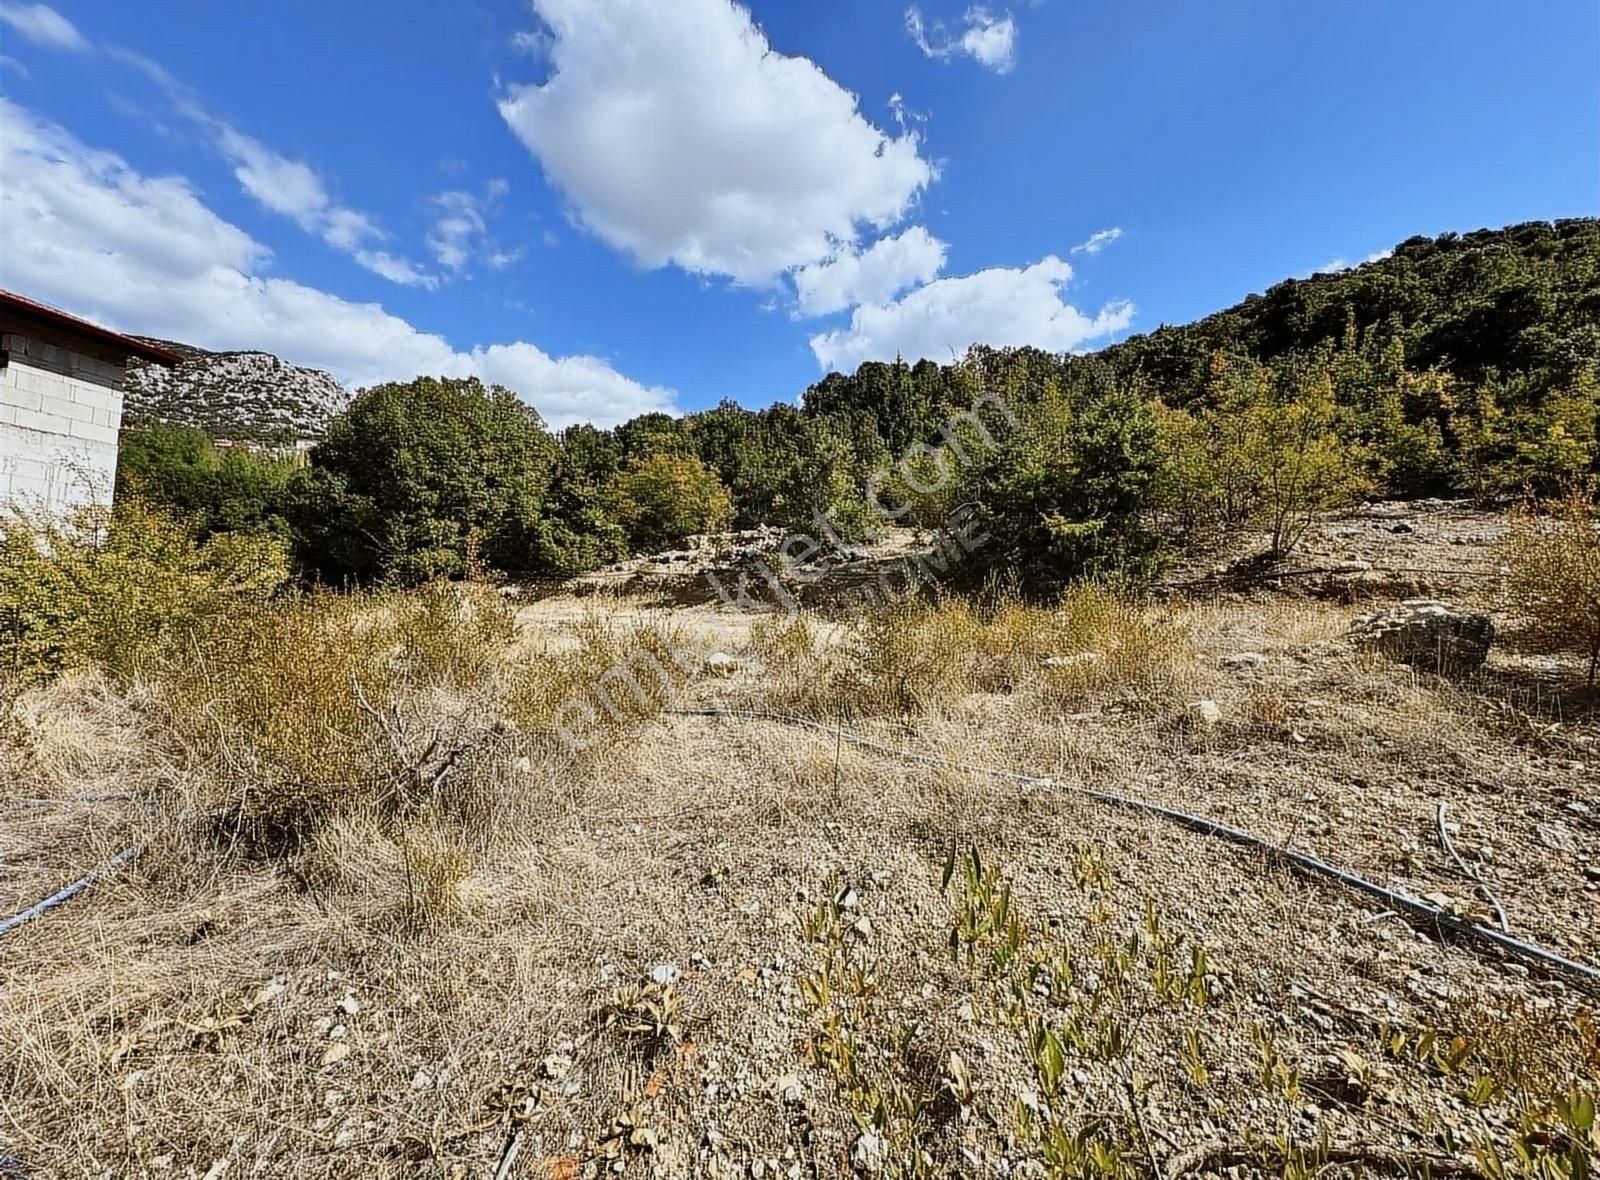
<box><xmin>1350</xmin><ymin>600</ymin><xmax>1493</xmax><ymax>675</ymax></box>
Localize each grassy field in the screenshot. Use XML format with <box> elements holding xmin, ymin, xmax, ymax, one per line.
<box><xmin>1</xmin><ymin>504</ymin><xmax>1596</xmax><ymax>1178</ymax></box>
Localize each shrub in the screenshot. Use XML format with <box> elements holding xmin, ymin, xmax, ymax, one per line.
<box><xmin>155</xmin><ymin>583</ymin><xmax>517</xmax><ymax>848</ymax></box>
<box><xmin>0</xmin><ymin>498</ymin><xmax>288</xmax><ymax>680</ymax></box>
<box><xmin>295</xmin><ymin>376</ymin><xmax>556</xmax><ymax>584</ymax></box>
<box><xmin>1157</xmin><ymin>362</ymin><xmax>1371</xmax><ymax>557</ymax></box>
<box><xmin>1501</xmin><ymin>487</ymin><xmax>1600</xmax><ymax>683</ymax></box>
<box><xmin>1251</xmin><ymin>368</ymin><xmax>1372</xmax><ymax>556</ymax></box>
<box><xmin>962</xmin><ymin>388</ymin><xmax>1170</xmax><ymax>590</ymax></box>
<box><xmin>604</xmin><ymin>453</ymin><xmax>732</xmax><ymax>552</ymax></box>
<box><xmin>767</xmin><ymin>586</ymin><xmax>1191</xmax><ymax>718</ymax></box>
<box><xmin>115</xmin><ymin>423</ymin><xmax>299</xmax><ymax>540</ymax></box>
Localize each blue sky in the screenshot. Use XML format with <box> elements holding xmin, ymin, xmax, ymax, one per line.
<box><xmin>1</xmin><ymin>0</ymin><xmax>1595</xmax><ymax>427</ymax></box>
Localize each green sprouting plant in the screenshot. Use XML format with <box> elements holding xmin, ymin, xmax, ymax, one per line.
<box><xmin>1179</xmin><ymin>1026</ymin><xmax>1209</xmax><ymax>1088</ymax></box>
<box><xmin>1021</xmin><ymin>1111</ymin><xmax>1141</xmax><ymax>1180</ymax></box>
<box><xmin>599</xmin><ymin>980</ymin><xmax>683</xmax><ymax>1051</ymax></box>
<box><xmin>1251</xmin><ymin>1024</ymin><xmax>1302</xmax><ymax>1102</ymax></box>
<box><xmin>799</xmin><ymin>875</ymin><xmax>937</xmax><ymax>1179</ymax></box>
<box><xmin>1475</xmin><ymin>1086</ymin><xmax>1598</xmax><ymax>1180</ymax></box>
<box><xmin>940</xmin><ymin>843</ymin><xmax>1030</xmax><ymax>979</ymax></box>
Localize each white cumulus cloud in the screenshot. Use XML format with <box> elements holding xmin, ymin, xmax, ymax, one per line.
<box><xmin>792</xmin><ymin>226</ymin><xmax>948</xmax><ymax>317</ymax></box>
<box><xmin>0</xmin><ymin>2</ymin><xmax>87</xmax><ymax>51</ymax></box>
<box><xmin>498</xmin><ymin>0</ymin><xmax>934</xmax><ymax>286</ymax></box>
<box><xmin>905</xmin><ymin>6</ymin><xmax>1017</xmax><ymax>74</ymax></box>
<box><xmin>0</xmin><ymin>98</ymin><xmax>674</xmax><ymax>428</ymax></box>
<box><xmin>808</xmin><ymin>256</ymin><xmax>1134</xmax><ymax>372</ymax></box>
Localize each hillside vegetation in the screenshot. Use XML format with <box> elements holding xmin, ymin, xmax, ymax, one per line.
<box><xmin>109</xmin><ymin>218</ymin><xmax>1598</xmax><ymax>589</ymax></box>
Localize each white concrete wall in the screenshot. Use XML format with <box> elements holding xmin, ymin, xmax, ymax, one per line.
<box><xmin>0</xmin><ymin>333</ymin><xmax>125</xmax><ymax>517</ymax></box>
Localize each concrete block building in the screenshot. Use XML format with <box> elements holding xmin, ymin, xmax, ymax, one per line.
<box><xmin>0</xmin><ymin>290</ymin><xmax>178</xmax><ymax>516</ymax></box>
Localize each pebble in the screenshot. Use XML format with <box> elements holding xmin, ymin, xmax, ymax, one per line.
<box><xmin>851</xmin><ymin>1133</ymin><xmax>886</xmax><ymax>1175</ymax></box>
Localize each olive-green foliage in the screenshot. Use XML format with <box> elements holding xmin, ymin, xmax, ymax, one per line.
<box><xmin>604</xmin><ymin>453</ymin><xmax>733</xmax><ymax>552</ymax></box>
<box><xmin>1454</xmin><ymin>372</ymin><xmax>1599</xmax><ymax>499</ymax></box>
<box><xmin>0</xmin><ymin>498</ymin><xmax>288</xmax><ymax>679</ymax></box>
<box><xmin>294</xmin><ymin>376</ymin><xmax>555</xmax><ymax>584</ymax></box>
<box><xmin>960</xmin><ymin>386</ymin><xmax>1170</xmax><ymax>589</ymax></box>
<box><xmin>115</xmin><ymin>423</ymin><xmax>300</xmax><ymax>540</ymax></box>
<box><xmin>1501</xmin><ymin>487</ymin><xmax>1600</xmax><ymax>683</ymax></box>
<box><xmin>1155</xmin><ymin>357</ymin><xmax>1372</xmax><ymax>556</ymax></box>
<box><xmin>1246</xmin><ymin>366</ymin><xmax>1372</xmax><ymax>556</ymax></box>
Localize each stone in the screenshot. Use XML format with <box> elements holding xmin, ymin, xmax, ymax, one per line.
<box><xmin>851</xmin><ymin>1132</ymin><xmax>886</xmax><ymax>1175</ymax></box>
<box><xmin>1187</xmin><ymin>699</ymin><xmax>1224</xmax><ymax>728</ymax></box>
<box><xmin>1349</xmin><ymin>600</ymin><xmax>1493</xmax><ymax>675</ymax></box>
<box><xmin>1537</xmin><ymin>824</ymin><xmax>1578</xmax><ymax>854</ymax></box>
<box><xmin>1041</xmin><ymin>652</ymin><xmax>1103</xmax><ymax>670</ymax></box>
<box><xmin>1222</xmin><ymin>652</ymin><xmax>1268</xmax><ymax>670</ymax></box>
<box><xmin>704</xmin><ymin>652</ymin><xmax>742</xmax><ymax>676</ymax></box>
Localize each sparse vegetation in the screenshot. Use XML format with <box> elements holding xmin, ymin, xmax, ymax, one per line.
<box><xmin>0</xmin><ymin>497</ymin><xmax>288</xmax><ymax>679</ymax></box>
<box><xmin>4</xmin><ymin>217</ymin><xmax>1599</xmax><ymax>1176</ymax></box>
<box><xmin>1501</xmin><ymin>487</ymin><xmax>1600</xmax><ymax>683</ymax></box>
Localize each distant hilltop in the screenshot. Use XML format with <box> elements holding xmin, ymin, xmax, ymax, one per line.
<box><xmin>124</xmin><ymin>339</ymin><xmax>350</xmax><ymax>445</ymax></box>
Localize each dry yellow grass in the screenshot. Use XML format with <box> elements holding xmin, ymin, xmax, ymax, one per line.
<box><xmin>1</xmin><ymin>580</ymin><xmax>1596</xmax><ymax>1178</ymax></box>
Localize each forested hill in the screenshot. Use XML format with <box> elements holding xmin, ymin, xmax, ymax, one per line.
<box><xmin>116</xmin><ymin>218</ymin><xmax>1600</xmax><ymax>588</ymax></box>
<box><xmin>1104</xmin><ymin>217</ymin><xmax>1598</xmax><ymax>406</ymax></box>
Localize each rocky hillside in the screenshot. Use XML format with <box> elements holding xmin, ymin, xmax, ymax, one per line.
<box><xmin>123</xmin><ymin>339</ymin><xmax>349</xmax><ymax>443</ymax></box>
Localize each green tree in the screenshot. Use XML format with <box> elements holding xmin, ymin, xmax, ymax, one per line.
<box><xmin>295</xmin><ymin>376</ymin><xmax>555</xmax><ymax>583</ymax></box>
<box><xmin>116</xmin><ymin>423</ymin><xmax>299</xmax><ymax>540</ymax></box>
<box><xmin>962</xmin><ymin>388</ymin><xmax>1169</xmax><ymax>589</ymax></box>
<box><xmin>605</xmin><ymin>454</ymin><xmax>733</xmax><ymax>551</ymax></box>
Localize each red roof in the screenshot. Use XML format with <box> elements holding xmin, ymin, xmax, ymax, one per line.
<box><xmin>0</xmin><ymin>288</ymin><xmax>181</xmax><ymax>365</ymax></box>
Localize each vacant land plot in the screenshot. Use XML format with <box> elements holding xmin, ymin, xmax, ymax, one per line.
<box><xmin>1</xmin><ymin>507</ymin><xmax>1595</xmax><ymax>1179</ymax></box>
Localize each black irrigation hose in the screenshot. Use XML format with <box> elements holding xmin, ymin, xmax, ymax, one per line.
<box><xmin>0</xmin><ymin>846</ymin><xmax>141</xmax><ymax>940</ymax></box>
<box><xmin>667</xmin><ymin>707</ymin><xmax>1600</xmax><ymax>987</ymax></box>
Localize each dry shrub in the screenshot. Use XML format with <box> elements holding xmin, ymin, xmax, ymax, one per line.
<box><xmin>1501</xmin><ymin>487</ymin><xmax>1600</xmax><ymax>683</ymax></box>
<box><xmin>154</xmin><ymin>582</ymin><xmax>517</xmax><ymax>854</ymax></box>
<box><xmin>1034</xmin><ymin>586</ymin><xmax>1194</xmax><ymax>708</ymax></box>
<box><xmin>763</xmin><ymin>586</ymin><xmax>1193</xmax><ymax>718</ymax></box>
<box><xmin>0</xmin><ymin>498</ymin><xmax>288</xmax><ymax>680</ymax></box>
<box><xmin>399</xmin><ymin>819</ymin><xmax>474</xmax><ymax>926</ymax></box>
<box><xmin>2</xmin><ymin>670</ymin><xmax>151</xmax><ymax>793</ymax></box>
<box><xmin>505</xmin><ymin>610</ymin><xmax>705</xmax><ymax>753</ymax></box>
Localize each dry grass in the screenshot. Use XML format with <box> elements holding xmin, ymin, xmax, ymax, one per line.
<box><xmin>747</xmin><ymin>586</ymin><xmax>1198</xmax><ymax>720</ymax></box>
<box><xmin>1</xmin><ymin>576</ymin><xmax>1597</xmax><ymax>1177</ymax></box>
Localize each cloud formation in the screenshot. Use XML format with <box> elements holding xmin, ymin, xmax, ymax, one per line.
<box><xmin>498</xmin><ymin>0</ymin><xmax>934</xmax><ymax>286</ymax></box>
<box><xmin>110</xmin><ymin>49</ymin><xmax>438</xmax><ymax>289</ymax></box>
<box><xmin>0</xmin><ymin>1</ymin><xmax>86</xmax><ymax>51</ymax></box>
<box><xmin>0</xmin><ymin>98</ymin><xmax>675</xmax><ymax>428</ymax></box>
<box><xmin>808</xmin><ymin>256</ymin><xmax>1134</xmax><ymax>372</ymax></box>
<box><xmin>905</xmin><ymin>6</ymin><xmax>1017</xmax><ymax>74</ymax></box>
<box><xmin>792</xmin><ymin>226</ymin><xmax>948</xmax><ymax>317</ymax></box>
<box><xmin>1071</xmin><ymin>226</ymin><xmax>1124</xmax><ymax>255</ymax></box>
<box><xmin>428</xmin><ymin>180</ymin><xmax>519</xmax><ymax>275</ymax></box>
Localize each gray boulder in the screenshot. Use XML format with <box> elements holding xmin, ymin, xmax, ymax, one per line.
<box><xmin>1350</xmin><ymin>599</ymin><xmax>1494</xmax><ymax>675</ymax></box>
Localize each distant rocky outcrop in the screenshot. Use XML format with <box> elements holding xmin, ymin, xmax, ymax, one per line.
<box><xmin>123</xmin><ymin>339</ymin><xmax>349</xmax><ymax>444</ymax></box>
